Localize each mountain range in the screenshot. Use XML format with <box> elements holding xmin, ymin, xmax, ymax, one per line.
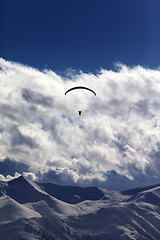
<box><xmin>0</xmin><ymin>176</ymin><xmax>160</xmax><ymax>239</ymax></box>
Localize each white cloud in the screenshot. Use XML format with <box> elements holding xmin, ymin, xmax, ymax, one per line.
<box><xmin>1</xmin><ymin>58</ymin><xmax>160</xmax><ymax>189</ymax></box>
<box><xmin>0</xmin><ymin>172</ymin><xmax>21</xmax><ymax>182</ymax></box>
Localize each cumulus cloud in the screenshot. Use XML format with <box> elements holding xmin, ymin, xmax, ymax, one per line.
<box><xmin>1</xmin><ymin>58</ymin><xmax>160</xmax><ymax>190</ymax></box>
<box><xmin>0</xmin><ymin>172</ymin><xmax>21</xmax><ymax>182</ymax></box>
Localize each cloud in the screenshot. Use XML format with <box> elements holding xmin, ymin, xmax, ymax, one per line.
<box><xmin>1</xmin><ymin>58</ymin><xmax>160</xmax><ymax>190</ymax></box>
<box><xmin>0</xmin><ymin>158</ymin><xmax>29</xmax><ymax>177</ymax></box>
<box><xmin>21</xmin><ymin>88</ymin><xmax>53</xmax><ymax>108</ymax></box>
<box><xmin>11</xmin><ymin>127</ymin><xmax>38</xmax><ymax>149</ymax></box>
<box><xmin>0</xmin><ymin>172</ymin><xmax>21</xmax><ymax>182</ymax></box>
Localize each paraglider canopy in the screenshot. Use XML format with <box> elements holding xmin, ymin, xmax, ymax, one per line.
<box><xmin>65</xmin><ymin>86</ymin><xmax>96</xmax><ymax>96</ymax></box>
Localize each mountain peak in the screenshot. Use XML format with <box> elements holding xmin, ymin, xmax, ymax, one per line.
<box><xmin>5</xmin><ymin>175</ymin><xmax>49</xmax><ymax>204</ymax></box>
<box><xmin>10</xmin><ymin>175</ymin><xmax>29</xmax><ymax>183</ymax></box>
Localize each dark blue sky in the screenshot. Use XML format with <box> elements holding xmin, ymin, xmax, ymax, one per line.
<box><xmin>1</xmin><ymin>0</ymin><xmax>160</xmax><ymax>73</ymax></box>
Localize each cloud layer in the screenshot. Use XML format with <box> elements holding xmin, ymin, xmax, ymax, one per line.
<box><xmin>0</xmin><ymin>58</ymin><xmax>160</xmax><ymax>190</ymax></box>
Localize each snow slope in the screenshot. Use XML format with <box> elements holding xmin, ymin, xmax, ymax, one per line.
<box><xmin>0</xmin><ymin>195</ymin><xmax>41</xmax><ymax>224</ymax></box>
<box><xmin>0</xmin><ymin>176</ymin><xmax>160</xmax><ymax>239</ymax></box>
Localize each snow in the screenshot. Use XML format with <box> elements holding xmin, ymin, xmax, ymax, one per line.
<box><xmin>0</xmin><ymin>195</ymin><xmax>41</xmax><ymax>224</ymax></box>
<box><xmin>1</xmin><ymin>176</ymin><xmax>160</xmax><ymax>239</ymax></box>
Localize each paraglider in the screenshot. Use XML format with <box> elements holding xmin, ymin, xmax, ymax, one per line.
<box><xmin>65</xmin><ymin>86</ymin><xmax>96</xmax><ymax>115</ymax></box>
<box><xmin>78</xmin><ymin>111</ymin><xmax>82</xmax><ymax>115</ymax></box>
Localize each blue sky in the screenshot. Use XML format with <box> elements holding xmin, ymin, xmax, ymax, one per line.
<box><xmin>1</xmin><ymin>0</ymin><xmax>160</xmax><ymax>73</ymax></box>
<box><xmin>1</xmin><ymin>1</ymin><xmax>160</xmax><ymax>190</ymax></box>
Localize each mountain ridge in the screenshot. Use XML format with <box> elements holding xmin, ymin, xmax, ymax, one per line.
<box><xmin>122</xmin><ymin>182</ymin><xmax>160</xmax><ymax>196</ymax></box>
<box><xmin>1</xmin><ymin>175</ymin><xmax>160</xmax><ymax>239</ymax></box>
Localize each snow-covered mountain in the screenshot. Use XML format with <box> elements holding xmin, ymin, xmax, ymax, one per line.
<box><xmin>0</xmin><ymin>176</ymin><xmax>160</xmax><ymax>239</ymax></box>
